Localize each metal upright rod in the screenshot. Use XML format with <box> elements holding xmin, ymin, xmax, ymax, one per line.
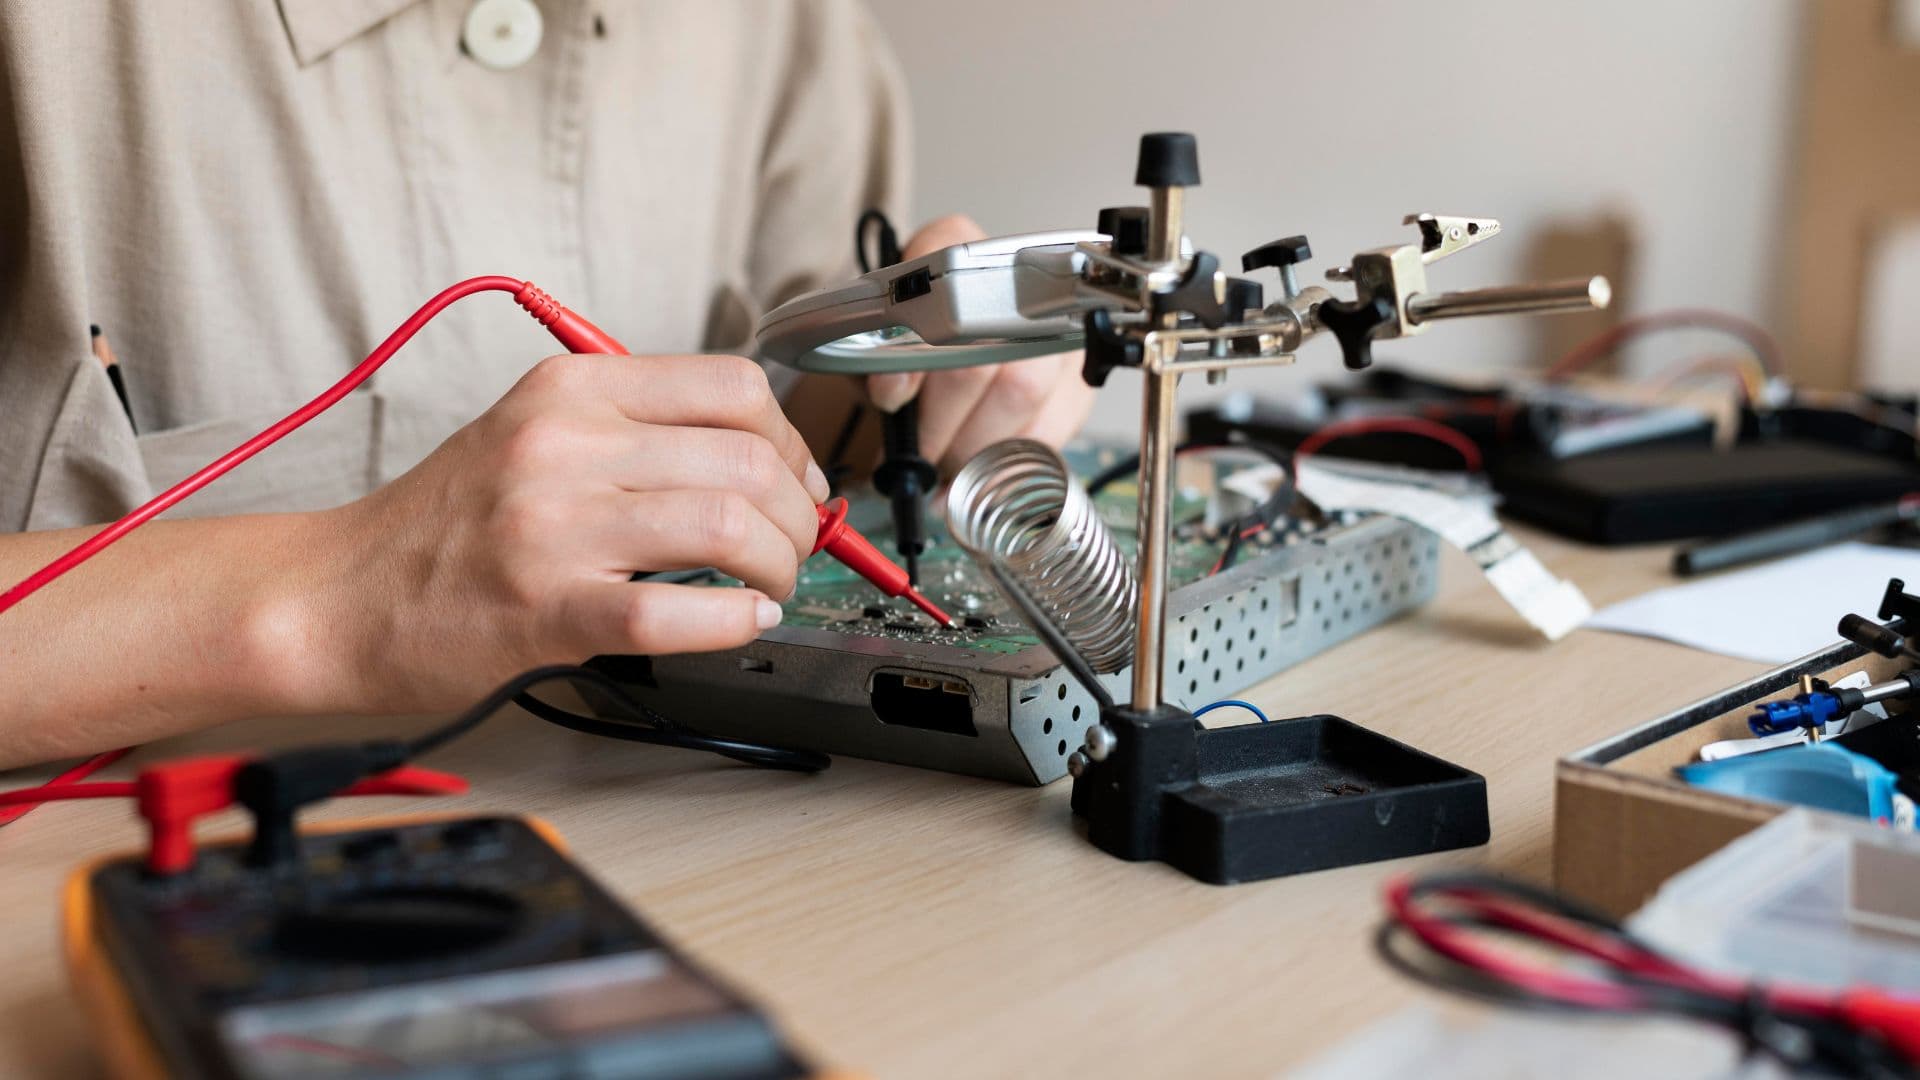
<box><xmin>1147</xmin><ymin>187</ymin><xmax>1183</xmax><ymax>264</ymax></box>
<box><xmin>1131</xmin><ymin>357</ymin><xmax>1179</xmax><ymax>710</ymax></box>
<box><xmin>1131</xmin><ymin>181</ymin><xmax>1186</xmax><ymax>711</ymax></box>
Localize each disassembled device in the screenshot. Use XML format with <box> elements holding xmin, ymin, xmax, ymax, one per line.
<box><xmin>748</xmin><ymin>131</ymin><xmax>1607</xmax><ymax>882</ymax></box>
<box><xmin>632</xmin><ymin>458</ymin><xmax>1439</xmax><ymax>785</ymax></box>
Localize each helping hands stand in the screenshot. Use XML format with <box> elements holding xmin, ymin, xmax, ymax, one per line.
<box><xmin>1062</xmin><ymin>133</ymin><xmax>1604</xmax><ymax>883</ymax></box>
<box><xmin>755</xmin><ymin>129</ymin><xmax>1609</xmax><ymax>882</ymax></box>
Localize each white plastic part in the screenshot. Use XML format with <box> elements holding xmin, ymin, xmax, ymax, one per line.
<box><xmin>1629</xmin><ymin>809</ymin><xmax>1920</xmax><ymax>992</ymax></box>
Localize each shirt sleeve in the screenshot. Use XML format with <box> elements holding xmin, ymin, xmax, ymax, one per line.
<box><xmin>742</xmin><ymin>0</ymin><xmax>911</xmax><ymax>393</ymax></box>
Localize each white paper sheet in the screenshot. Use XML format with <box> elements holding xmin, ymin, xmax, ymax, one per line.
<box><xmin>1585</xmin><ymin>542</ymin><xmax>1920</xmax><ymax>664</ymax></box>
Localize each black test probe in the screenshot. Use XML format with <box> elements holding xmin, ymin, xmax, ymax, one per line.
<box><xmin>857</xmin><ymin>210</ymin><xmax>938</xmax><ymax>585</ymax></box>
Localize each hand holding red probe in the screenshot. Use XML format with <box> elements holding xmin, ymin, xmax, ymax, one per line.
<box><xmin>0</xmin><ymin>278</ymin><xmax>947</xmax><ymax>766</ymax></box>
<box><xmin>536</xmin><ymin>290</ymin><xmax>952</xmax><ymax>625</ymax></box>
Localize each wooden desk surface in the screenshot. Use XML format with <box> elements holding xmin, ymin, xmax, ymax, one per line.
<box><xmin>0</xmin><ymin>528</ymin><xmax>1767</xmax><ymax>1078</ymax></box>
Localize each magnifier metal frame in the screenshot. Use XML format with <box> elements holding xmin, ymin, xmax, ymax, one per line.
<box><xmin>754</xmin><ymin>229</ymin><xmax>1106</xmax><ymax>373</ymax></box>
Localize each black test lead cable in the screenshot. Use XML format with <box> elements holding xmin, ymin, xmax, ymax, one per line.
<box><xmin>857</xmin><ymin>209</ymin><xmax>938</xmax><ymax>586</ymax></box>
<box><xmin>404</xmin><ymin>664</ymin><xmax>829</xmax><ymax>773</ymax></box>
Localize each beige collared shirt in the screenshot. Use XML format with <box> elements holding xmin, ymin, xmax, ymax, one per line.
<box><xmin>0</xmin><ymin>0</ymin><xmax>907</xmax><ymax>531</ymax></box>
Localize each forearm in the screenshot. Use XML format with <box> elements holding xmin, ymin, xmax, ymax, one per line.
<box><xmin>0</xmin><ymin>509</ymin><xmax>356</xmax><ymax>766</ymax></box>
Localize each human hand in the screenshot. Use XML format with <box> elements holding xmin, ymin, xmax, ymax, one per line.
<box><xmin>314</xmin><ymin>354</ymin><xmax>828</xmax><ymax>711</ymax></box>
<box><xmin>863</xmin><ymin>214</ymin><xmax>1096</xmax><ymax>474</ymax></box>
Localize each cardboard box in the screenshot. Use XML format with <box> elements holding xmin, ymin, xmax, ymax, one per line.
<box><xmin>1554</xmin><ymin>636</ymin><xmax>1907</xmax><ymax>916</ymax></box>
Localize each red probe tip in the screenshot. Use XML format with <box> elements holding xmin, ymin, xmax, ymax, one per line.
<box><xmin>813</xmin><ymin>500</ymin><xmax>958</xmax><ymax>627</ymax></box>
<box><xmin>905</xmin><ymin>589</ymin><xmax>957</xmax><ymax>628</ymax></box>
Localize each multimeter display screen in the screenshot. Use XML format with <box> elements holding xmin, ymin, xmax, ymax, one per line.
<box><xmin>215</xmin><ymin>950</ymin><xmax>772</xmax><ymax>1078</ymax></box>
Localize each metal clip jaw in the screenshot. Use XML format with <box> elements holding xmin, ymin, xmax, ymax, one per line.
<box><xmin>1319</xmin><ymin>212</ymin><xmax>1609</xmax><ymax>369</ymax></box>
<box><xmin>1326</xmin><ymin>212</ymin><xmax>1505</xmax><ymax>342</ymax></box>
<box><xmin>1407</xmin><ymin>213</ymin><xmax>1502</xmax><ymax>263</ymax></box>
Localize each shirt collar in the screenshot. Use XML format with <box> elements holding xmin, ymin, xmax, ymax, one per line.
<box><xmin>276</xmin><ymin>0</ymin><xmax>425</xmax><ymax>66</ymax></box>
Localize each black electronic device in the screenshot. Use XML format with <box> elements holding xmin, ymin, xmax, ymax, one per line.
<box><xmin>66</xmin><ymin>815</ymin><xmax>829</xmax><ymax>1080</ymax></box>
<box><xmin>1191</xmin><ymin>370</ymin><xmax>1920</xmax><ymax>546</ymax></box>
<box><xmin>1493</xmin><ymin>440</ymin><xmax>1920</xmax><ymax>544</ymax></box>
<box><xmin>1185</xmin><ymin>367</ymin><xmax>1717</xmax><ymax>471</ymax></box>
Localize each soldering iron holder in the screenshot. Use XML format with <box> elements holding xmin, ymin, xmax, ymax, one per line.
<box><xmin>1072</xmin><ymin>705</ymin><xmax>1489</xmax><ymax>884</ymax></box>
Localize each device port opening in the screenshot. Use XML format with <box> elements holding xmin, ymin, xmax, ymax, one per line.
<box><xmin>869</xmin><ymin>672</ymin><xmax>977</xmax><ymax>737</ymax></box>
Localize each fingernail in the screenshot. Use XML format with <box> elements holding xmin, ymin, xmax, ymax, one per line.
<box><xmin>804</xmin><ymin>460</ymin><xmax>830</xmax><ymax>502</ymax></box>
<box><xmin>869</xmin><ymin>373</ymin><xmax>914</xmax><ymax>413</ymax></box>
<box><xmin>755</xmin><ymin>597</ymin><xmax>784</xmax><ymax>630</ymax></box>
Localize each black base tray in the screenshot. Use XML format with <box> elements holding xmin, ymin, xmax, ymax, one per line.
<box><xmin>1170</xmin><ymin>716</ymin><xmax>1489</xmax><ymax>882</ymax></box>
<box><xmin>1074</xmin><ymin>711</ymin><xmax>1489</xmax><ymax>885</ymax></box>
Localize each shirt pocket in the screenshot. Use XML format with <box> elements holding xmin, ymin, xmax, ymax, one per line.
<box><xmin>129</xmin><ymin>392</ymin><xmax>384</xmax><ymax>520</ymax></box>
<box><xmin>23</xmin><ymin>357</ymin><xmax>147</xmax><ymax>531</ymax></box>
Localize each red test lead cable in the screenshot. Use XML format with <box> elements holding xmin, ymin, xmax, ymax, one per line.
<box><xmin>0</xmin><ymin>276</ymin><xmax>938</xmax><ymax>619</ymax></box>
<box><xmin>0</xmin><ymin>277</ymin><xmax>606</xmax><ymax>617</ymax></box>
<box><xmin>0</xmin><ymin>276</ymin><xmax>945</xmax><ymax>823</ymax></box>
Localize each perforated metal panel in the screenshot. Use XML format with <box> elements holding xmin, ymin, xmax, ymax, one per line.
<box><xmin>1004</xmin><ymin>516</ymin><xmax>1440</xmax><ymax>777</ymax></box>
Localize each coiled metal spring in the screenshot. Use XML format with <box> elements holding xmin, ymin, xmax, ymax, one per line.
<box><xmin>947</xmin><ymin>439</ymin><xmax>1138</xmax><ymax>674</ymax></box>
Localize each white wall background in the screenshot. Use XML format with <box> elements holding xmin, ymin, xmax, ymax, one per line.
<box><xmin>867</xmin><ymin>0</ymin><xmax>1804</xmax><ymax>436</ymax></box>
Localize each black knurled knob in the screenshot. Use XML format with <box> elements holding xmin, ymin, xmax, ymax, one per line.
<box><xmin>1839</xmin><ymin>613</ymin><xmax>1906</xmax><ymax>658</ymax></box>
<box><xmin>1097</xmin><ymin>206</ymin><xmax>1150</xmax><ymax>257</ymax></box>
<box><xmin>1135</xmin><ymin>132</ymin><xmax>1200</xmax><ymax>188</ymax></box>
<box><xmin>1316</xmin><ymin>295</ymin><xmax>1396</xmax><ymax>371</ymax></box>
<box><xmin>1241</xmin><ymin>235</ymin><xmax>1313</xmax><ymax>274</ymax></box>
<box><xmin>1223</xmin><ymin>277</ymin><xmax>1264</xmax><ymax>322</ymax></box>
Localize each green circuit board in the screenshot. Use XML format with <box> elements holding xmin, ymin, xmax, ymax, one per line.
<box><xmin>712</xmin><ymin>445</ymin><xmax>1312</xmax><ymax>655</ymax></box>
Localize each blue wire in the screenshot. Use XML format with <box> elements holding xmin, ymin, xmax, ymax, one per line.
<box><xmin>1192</xmin><ymin>698</ymin><xmax>1270</xmax><ymax>723</ymax></box>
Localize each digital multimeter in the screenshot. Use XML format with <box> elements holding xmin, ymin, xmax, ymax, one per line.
<box><xmin>64</xmin><ymin>814</ymin><xmax>846</xmax><ymax>1080</ymax></box>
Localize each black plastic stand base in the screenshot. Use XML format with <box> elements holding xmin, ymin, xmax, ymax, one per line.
<box><xmin>1070</xmin><ymin>705</ymin><xmax>1489</xmax><ymax>884</ymax></box>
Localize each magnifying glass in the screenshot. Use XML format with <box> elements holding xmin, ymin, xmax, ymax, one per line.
<box><xmin>754</xmin><ymin>230</ymin><xmax>1106</xmax><ymax>374</ymax></box>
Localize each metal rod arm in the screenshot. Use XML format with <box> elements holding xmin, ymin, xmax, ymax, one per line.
<box><xmin>1405</xmin><ymin>277</ymin><xmax>1610</xmax><ymax>324</ymax></box>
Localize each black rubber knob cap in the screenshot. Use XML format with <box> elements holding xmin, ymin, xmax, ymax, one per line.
<box><xmin>1135</xmin><ymin>132</ymin><xmax>1200</xmax><ymax>187</ymax></box>
<box><xmin>1242</xmin><ymin>236</ymin><xmax>1313</xmax><ymax>273</ymax></box>
<box><xmin>1839</xmin><ymin>613</ymin><xmax>1906</xmax><ymax>658</ymax></box>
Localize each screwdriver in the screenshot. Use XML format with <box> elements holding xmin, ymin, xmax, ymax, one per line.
<box><xmin>530</xmin><ymin>298</ymin><xmax>957</xmax><ymax>628</ymax></box>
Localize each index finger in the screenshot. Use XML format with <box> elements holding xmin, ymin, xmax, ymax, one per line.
<box><xmin>573</xmin><ymin>354</ymin><xmax>826</xmax><ymax>502</ymax></box>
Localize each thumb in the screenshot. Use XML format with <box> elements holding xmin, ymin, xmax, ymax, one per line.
<box><xmin>901</xmin><ymin>213</ymin><xmax>987</xmax><ymax>261</ymax></box>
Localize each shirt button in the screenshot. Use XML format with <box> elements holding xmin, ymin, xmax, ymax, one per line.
<box><xmin>462</xmin><ymin>0</ymin><xmax>543</xmax><ymax>71</ymax></box>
